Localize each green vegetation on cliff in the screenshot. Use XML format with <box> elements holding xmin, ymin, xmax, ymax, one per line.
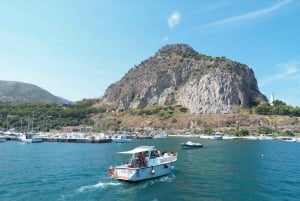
<box><xmin>1</xmin><ymin>97</ymin><xmax>299</xmax><ymax>136</ymax></box>
<box><xmin>0</xmin><ymin>99</ymin><xmax>107</xmax><ymax>132</ymax></box>
<box><xmin>254</xmin><ymin>100</ymin><xmax>300</xmax><ymax>116</ymax></box>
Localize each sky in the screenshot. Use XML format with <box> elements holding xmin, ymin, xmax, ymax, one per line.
<box><xmin>0</xmin><ymin>0</ymin><xmax>299</xmax><ymax>106</ymax></box>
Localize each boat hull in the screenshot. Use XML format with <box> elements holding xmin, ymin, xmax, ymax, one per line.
<box><xmin>153</xmin><ymin>134</ymin><xmax>168</xmax><ymax>139</ymax></box>
<box><xmin>112</xmin><ymin>139</ymin><xmax>132</xmax><ymax>143</ymax></box>
<box><xmin>112</xmin><ymin>135</ymin><xmax>132</xmax><ymax>143</ymax></box>
<box><xmin>31</xmin><ymin>138</ymin><xmax>43</xmax><ymax>143</ymax></box>
<box><xmin>0</xmin><ymin>138</ymin><xmax>6</xmax><ymax>142</ymax></box>
<box><xmin>113</xmin><ymin>162</ymin><xmax>175</xmax><ymax>182</ymax></box>
<box><xmin>181</xmin><ymin>144</ymin><xmax>203</xmax><ymax>148</ymax></box>
<box><xmin>200</xmin><ymin>135</ymin><xmax>222</xmax><ymax>140</ymax></box>
<box><xmin>20</xmin><ymin>137</ymin><xmax>43</xmax><ymax>143</ymax></box>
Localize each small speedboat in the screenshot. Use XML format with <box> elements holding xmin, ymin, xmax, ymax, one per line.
<box><xmin>112</xmin><ymin>135</ymin><xmax>132</xmax><ymax>143</ymax></box>
<box><xmin>107</xmin><ymin>146</ymin><xmax>177</xmax><ymax>182</ymax></box>
<box><xmin>181</xmin><ymin>141</ymin><xmax>203</xmax><ymax>148</ymax></box>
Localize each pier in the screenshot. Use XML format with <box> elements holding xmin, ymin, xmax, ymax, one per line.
<box><xmin>4</xmin><ymin>136</ymin><xmax>112</xmax><ymax>143</ymax></box>
<box><xmin>43</xmin><ymin>138</ymin><xmax>112</xmax><ymax>143</ymax></box>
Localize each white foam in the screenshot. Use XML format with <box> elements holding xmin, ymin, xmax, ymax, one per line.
<box><xmin>159</xmin><ymin>175</ymin><xmax>175</xmax><ymax>183</ymax></box>
<box><xmin>78</xmin><ymin>181</ymin><xmax>121</xmax><ymax>192</ymax></box>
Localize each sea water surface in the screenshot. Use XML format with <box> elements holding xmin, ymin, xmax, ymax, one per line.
<box><xmin>1</xmin><ymin>138</ymin><xmax>300</xmax><ymax>201</ymax></box>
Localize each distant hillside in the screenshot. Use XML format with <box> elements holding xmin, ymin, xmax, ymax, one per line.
<box><xmin>102</xmin><ymin>44</ymin><xmax>267</xmax><ymax>113</ymax></box>
<box><xmin>0</xmin><ymin>80</ymin><xmax>70</xmax><ymax>104</ymax></box>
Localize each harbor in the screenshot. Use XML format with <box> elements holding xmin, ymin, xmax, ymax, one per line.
<box><xmin>1</xmin><ymin>130</ymin><xmax>300</xmax><ymax>143</ymax></box>
<box><xmin>0</xmin><ymin>130</ymin><xmax>166</xmax><ymax>143</ymax></box>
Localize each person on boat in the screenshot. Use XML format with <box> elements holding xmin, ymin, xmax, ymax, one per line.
<box><xmin>151</xmin><ymin>150</ymin><xmax>160</xmax><ymax>158</ymax></box>
<box><xmin>138</xmin><ymin>152</ymin><xmax>145</xmax><ymax>167</ymax></box>
<box><xmin>130</xmin><ymin>155</ymin><xmax>137</xmax><ymax>168</ymax></box>
<box><xmin>162</xmin><ymin>151</ymin><xmax>168</xmax><ymax>156</ymax></box>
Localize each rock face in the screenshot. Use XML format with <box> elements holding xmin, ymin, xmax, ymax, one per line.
<box><xmin>102</xmin><ymin>44</ymin><xmax>267</xmax><ymax>113</ymax></box>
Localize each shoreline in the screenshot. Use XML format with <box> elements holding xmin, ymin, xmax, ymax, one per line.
<box><xmin>3</xmin><ymin>133</ymin><xmax>300</xmax><ymax>143</ymax></box>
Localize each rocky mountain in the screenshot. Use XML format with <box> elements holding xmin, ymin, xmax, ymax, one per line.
<box><xmin>0</xmin><ymin>80</ymin><xmax>70</xmax><ymax>104</ymax></box>
<box><xmin>101</xmin><ymin>44</ymin><xmax>267</xmax><ymax>113</ymax></box>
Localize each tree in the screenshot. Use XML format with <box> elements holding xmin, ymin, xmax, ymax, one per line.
<box><xmin>258</xmin><ymin>126</ymin><xmax>273</xmax><ymax>134</ymax></box>
<box><xmin>255</xmin><ymin>103</ymin><xmax>271</xmax><ymax>115</ymax></box>
<box><xmin>272</xmin><ymin>100</ymin><xmax>286</xmax><ymax>106</ymax></box>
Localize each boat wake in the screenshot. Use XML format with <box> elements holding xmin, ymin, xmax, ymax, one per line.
<box><xmin>159</xmin><ymin>174</ymin><xmax>176</xmax><ymax>183</ymax></box>
<box><xmin>77</xmin><ymin>181</ymin><xmax>121</xmax><ymax>192</ymax></box>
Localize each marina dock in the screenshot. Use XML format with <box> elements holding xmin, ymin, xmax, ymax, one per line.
<box><xmin>43</xmin><ymin>138</ymin><xmax>112</xmax><ymax>143</ymax></box>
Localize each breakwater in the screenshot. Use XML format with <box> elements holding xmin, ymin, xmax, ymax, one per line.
<box><xmin>4</xmin><ymin>136</ymin><xmax>112</xmax><ymax>143</ymax></box>
<box><xmin>44</xmin><ymin>138</ymin><xmax>112</xmax><ymax>143</ymax></box>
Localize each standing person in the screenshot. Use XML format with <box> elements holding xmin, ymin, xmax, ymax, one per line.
<box><xmin>138</xmin><ymin>152</ymin><xmax>145</xmax><ymax>167</ymax></box>
<box><xmin>130</xmin><ymin>155</ymin><xmax>137</xmax><ymax>167</ymax></box>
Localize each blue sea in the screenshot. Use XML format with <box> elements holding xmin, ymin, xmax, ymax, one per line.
<box><xmin>1</xmin><ymin>138</ymin><xmax>300</xmax><ymax>201</ymax></box>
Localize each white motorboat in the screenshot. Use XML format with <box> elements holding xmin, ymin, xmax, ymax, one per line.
<box><xmin>282</xmin><ymin>137</ymin><xmax>296</xmax><ymax>142</ymax></box>
<box><xmin>19</xmin><ymin>134</ymin><xmax>43</xmax><ymax>143</ymax></box>
<box><xmin>107</xmin><ymin>146</ymin><xmax>177</xmax><ymax>182</ymax></box>
<box><xmin>259</xmin><ymin>134</ymin><xmax>274</xmax><ymax>140</ymax></box>
<box><xmin>200</xmin><ymin>132</ymin><xmax>223</xmax><ymax>140</ymax></box>
<box><xmin>222</xmin><ymin>135</ymin><xmax>238</xmax><ymax>140</ymax></box>
<box><xmin>112</xmin><ymin>135</ymin><xmax>132</xmax><ymax>143</ymax></box>
<box><xmin>181</xmin><ymin>141</ymin><xmax>203</xmax><ymax>148</ymax></box>
<box><xmin>153</xmin><ymin>133</ymin><xmax>168</xmax><ymax>139</ymax></box>
<box><xmin>242</xmin><ymin>135</ymin><xmax>258</xmax><ymax>140</ymax></box>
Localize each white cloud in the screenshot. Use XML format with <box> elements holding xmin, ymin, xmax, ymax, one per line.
<box><xmin>259</xmin><ymin>59</ymin><xmax>300</xmax><ymax>106</ymax></box>
<box><xmin>260</xmin><ymin>59</ymin><xmax>300</xmax><ymax>87</ymax></box>
<box><xmin>201</xmin><ymin>0</ymin><xmax>293</xmax><ymax>27</ymax></box>
<box><xmin>167</xmin><ymin>10</ymin><xmax>180</xmax><ymax>28</ymax></box>
<box><xmin>278</xmin><ymin>61</ymin><xmax>299</xmax><ymax>75</ymax></box>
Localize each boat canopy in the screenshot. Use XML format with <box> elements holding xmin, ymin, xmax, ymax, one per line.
<box><xmin>118</xmin><ymin>146</ymin><xmax>155</xmax><ymax>154</ymax></box>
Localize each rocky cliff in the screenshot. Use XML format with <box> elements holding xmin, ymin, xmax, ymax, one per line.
<box><xmin>101</xmin><ymin>44</ymin><xmax>267</xmax><ymax>113</ymax></box>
